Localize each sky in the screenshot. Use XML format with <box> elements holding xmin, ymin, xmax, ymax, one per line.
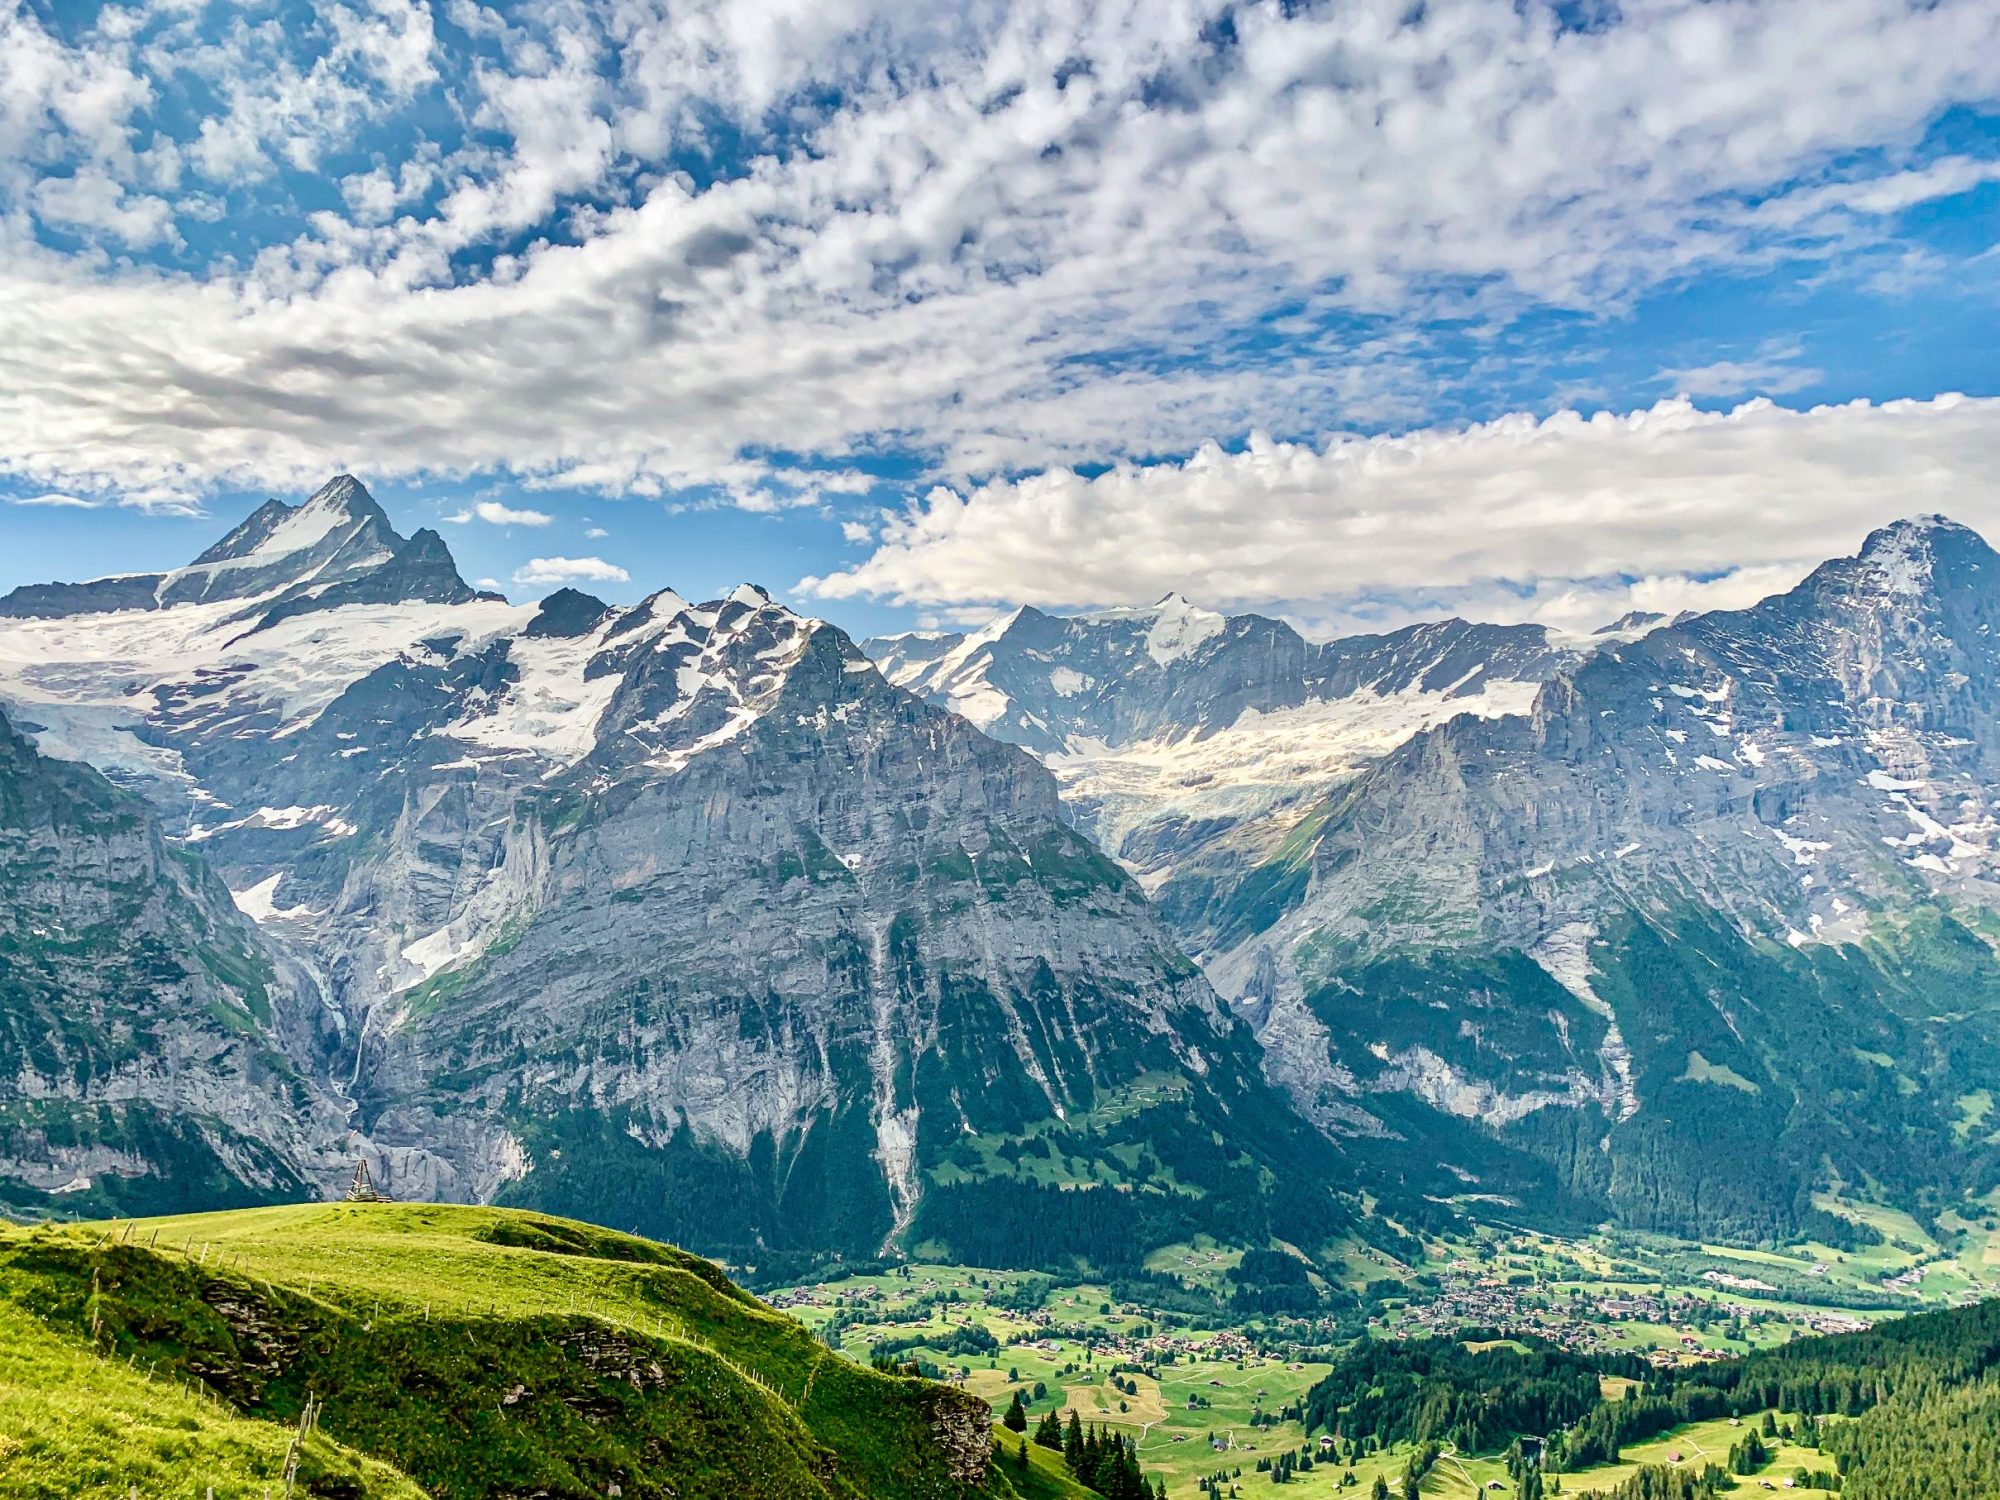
<box><xmin>1</xmin><ymin>0</ymin><xmax>1996</xmax><ymax>643</ymax></box>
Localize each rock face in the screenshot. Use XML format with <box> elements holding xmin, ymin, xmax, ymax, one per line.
<box><xmin>0</xmin><ymin>706</ymin><xmax>327</xmax><ymax>1217</ymax></box>
<box><xmin>923</xmin><ymin>1389</ymin><xmax>995</xmax><ymax>1486</ymax></box>
<box><xmin>868</xmin><ymin>601</ymin><xmax>1572</xmax><ymax>964</ymax></box>
<box><xmin>0</xmin><ymin>479</ymin><xmax>1336</xmax><ymax>1265</ymax></box>
<box><xmin>869</xmin><ymin>525</ymin><xmax>2000</xmax><ymax>1242</ymax></box>
<box><xmin>1202</xmin><ymin>517</ymin><xmax>2000</xmax><ymax>1238</ymax></box>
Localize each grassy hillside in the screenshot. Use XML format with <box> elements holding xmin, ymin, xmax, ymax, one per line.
<box><xmin>0</xmin><ymin>1203</ymin><xmax>1009</xmax><ymax>1500</ymax></box>
<box><xmin>985</xmin><ymin>1428</ymin><xmax>1098</xmax><ymax>1500</ymax></box>
<box><xmin>0</xmin><ymin>1299</ymin><xmax>423</xmax><ymax>1500</ymax></box>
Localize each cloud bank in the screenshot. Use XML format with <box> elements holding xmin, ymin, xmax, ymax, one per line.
<box><xmin>802</xmin><ymin>395</ymin><xmax>2000</xmax><ymax>634</ymax></box>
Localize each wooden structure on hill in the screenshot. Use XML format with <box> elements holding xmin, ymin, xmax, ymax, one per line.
<box><xmin>342</xmin><ymin>1160</ymin><xmax>390</xmax><ymax>1202</ymax></box>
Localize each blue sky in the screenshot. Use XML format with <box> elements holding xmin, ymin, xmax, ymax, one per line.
<box><xmin>2</xmin><ymin>0</ymin><xmax>1996</xmax><ymax>640</ymax></box>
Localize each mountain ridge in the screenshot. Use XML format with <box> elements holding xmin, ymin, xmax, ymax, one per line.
<box><xmin>866</xmin><ymin>596</ymin><xmax>1575</xmax><ymax>975</ymax></box>
<box><xmin>6</xmin><ymin>481</ymin><xmax>2000</xmax><ymax>1262</ymax></box>
<box><xmin>1200</xmin><ymin>512</ymin><xmax>2000</xmax><ymax>1240</ymax></box>
<box><xmin>0</xmin><ymin>477</ymin><xmax>1348</xmax><ymax>1274</ymax></box>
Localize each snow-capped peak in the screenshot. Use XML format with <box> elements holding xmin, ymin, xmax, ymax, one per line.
<box><xmin>1069</xmin><ymin>592</ymin><xmax>1226</xmax><ymax>666</ymax></box>
<box><xmin>1854</xmin><ymin>514</ymin><xmax>1978</xmax><ymax>599</ymax></box>
<box><xmin>191</xmin><ymin>475</ymin><xmax>387</xmax><ymax>568</ymax></box>
<box><xmin>613</xmin><ymin>588</ymin><xmax>693</xmax><ymax>635</ymax></box>
<box><xmin>298</xmin><ymin>473</ymin><xmax>376</xmax><ymax>522</ymax></box>
<box><xmin>1141</xmin><ymin>593</ymin><xmax>1226</xmax><ymax>666</ymax></box>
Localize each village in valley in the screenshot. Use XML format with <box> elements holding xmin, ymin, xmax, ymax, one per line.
<box><xmin>763</xmin><ymin>1201</ymin><xmax>1999</xmax><ymax>1497</ymax></box>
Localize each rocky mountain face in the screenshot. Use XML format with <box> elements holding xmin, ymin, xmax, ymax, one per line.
<box><xmin>0</xmin><ymin>705</ymin><xmax>329</xmax><ymax>1218</ymax></box>
<box><xmin>0</xmin><ymin>479</ymin><xmax>1341</xmax><ymax>1269</ymax></box>
<box><xmin>867</xmin><ymin>527</ymin><xmax>2000</xmax><ymax>1245</ymax></box>
<box><xmin>16</xmin><ymin>478</ymin><xmax>1996</xmax><ymax>1259</ymax></box>
<box><xmin>1203</xmin><ymin>517</ymin><xmax>2000</xmax><ymax>1240</ymax></box>
<box><xmin>867</xmin><ymin>598</ymin><xmax>1573</xmax><ymax>961</ymax></box>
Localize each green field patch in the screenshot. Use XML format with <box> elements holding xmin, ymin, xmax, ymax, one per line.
<box><xmin>1560</xmin><ymin>1414</ymin><xmax>1841</xmax><ymax>1498</ymax></box>
<box><xmin>1679</xmin><ymin>1050</ymin><xmax>1761</xmax><ymax>1093</ymax></box>
<box><xmin>1952</xmin><ymin>1087</ymin><xmax>1994</xmax><ymax>1140</ymax></box>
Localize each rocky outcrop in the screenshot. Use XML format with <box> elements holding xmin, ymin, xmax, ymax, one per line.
<box><xmin>922</xmin><ymin>1388</ymin><xmax>992</xmax><ymax>1487</ymax></box>
<box><xmin>0</xmin><ymin>572</ymin><xmax>167</xmax><ymax>618</ymax></box>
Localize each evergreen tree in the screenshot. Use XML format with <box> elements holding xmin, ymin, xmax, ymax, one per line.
<box><xmin>1036</xmin><ymin>1410</ymin><xmax>1065</xmax><ymax>1451</ymax></box>
<box><xmin>1004</xmin><ymin>1389</ymin><xmax>1029</xmax><ymax>1432</ymax></box>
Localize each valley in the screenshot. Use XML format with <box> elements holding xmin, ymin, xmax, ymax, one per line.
<box><xmin>767</xmin><ymin>1208</ymin><xmax>1998</xmax><ymax>1498</ymax></box>
<box><xmin>4</xmin><ymin>1200</ymin><xmax>1993</xmax><ymax>1499</ymax></box>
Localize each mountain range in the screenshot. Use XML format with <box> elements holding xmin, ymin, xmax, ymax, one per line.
<box><xmin>0</xmin><ymin>477</ymin><xmax>1339</xmax><ymax>1274</ymax></box>
<box><xmin>871</xmin><ymin>517</ymin><xmax>2000</xmax><ymax>1245</ymax></box>
<box><xmin>4</xmin><ymin>479</ymin><xmax>1999</xmax><ymax>1268</ymax></box>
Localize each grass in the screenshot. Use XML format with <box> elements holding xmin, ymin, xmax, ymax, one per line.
<box><xmin>986</xmin><ymin>1430</ymin><xmax>1096</xmax><ymax>1500</ymax></box>
<box><xmin>1558</xmin><ymin>1413</ymin><xmax>1842</xmax><ymax>1497</ymax></box>
<box><xmin>1678</xmin><ymin>1051</ymin><xmax>1761</xmax><ymax>1094</ymax></box>
<box><xmin>0</xmin><ymin>1204</ymin><xmax>1014</xmax><ymax>1500</ymax></box>
<box><xmin>1952</xmin><ymin>1088</ymin><xmax>1996</xmax><ymax>1142</ymax></box>
<box><xmin>0</xmin><ymin>1300</ymin><xmax>423</xmax><ymax>1499</ymax></box>
<box><xmin>1058</xmin><ymin>1371</ymin><xmax>1168</xmax><ymax>1428</ymax></box>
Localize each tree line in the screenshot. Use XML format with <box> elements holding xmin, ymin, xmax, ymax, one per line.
<box><xmin>1305</xmin><ymin>1298</ymin><xmax>2000</xmax><ymax>1496</ymax></box>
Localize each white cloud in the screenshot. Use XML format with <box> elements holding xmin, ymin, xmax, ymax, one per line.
<box><xmin>1751</xmin><ymin>156</ymin><xmax>2000</xmax><ymax>231</ymax></box>
<box><xmin>0</xmin><ymin>5</ymin><xmax>152</xmax><ymax>180</ymax></box>
<box><xmin>31</xmin><ymin>168</ymin><xmax>177</xmax><ymax>248</ymax></box>
<box><xmin>512</xmin><ymin>555</ymin><xmax>629</xmax><ymax>586</ymax></box>
<box><xmin>472</xmin><ymin>499</ymin><xmax>552</xmax><ymax>526</ymax></box>
<box><xmin>0</xmin><ymin>0</ymin><xmax>1992</xmax><ymax>510</ymax></box>
<box><xmin>339</xmin><ymin>152</ymin><xmax>438</xmax><ymax>225</ymax></box>
<box><xmin>174</xmin><ymin>0</ymin><xmax>439</xmax><ymax>183</ymax></box>
<box><xmin>839</xmin><ymin>520</ymin><xmax>873</xmax><ymax>544</ymax></box>
<box><xmin>802</xmin><ymin>395</ymin><xmax>2000</xmax><ymax>634</ymax></box>
<box><xmin>1657</xmin><ymin>342</ymin><xmax>1822</xmax><ymax>400</ymax></box>
<box><xmin>584</xmin><ymin>525</ymin><xmax>607</xmax><ymax>538</ymax></box>
<box><xmin>7</xmin><ymin>492</ymin><xmax>103</xmax><ymax>508</ymax></box>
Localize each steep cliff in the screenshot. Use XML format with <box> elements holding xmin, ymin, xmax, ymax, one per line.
<box><xmin>1208</xmin><ymin>518</ymin><xmax>2000</xmax><ymax>1237</ymax></box>
<box><xmin>0</xmin><ymin>706</ymin><xmax>329</xmax><ymax>1217</ymax></box>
